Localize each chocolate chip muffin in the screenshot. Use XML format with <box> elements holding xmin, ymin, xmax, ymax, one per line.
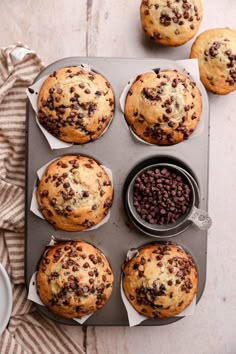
<box><xmin>37</xmin><ymin>155</ymin><xmax>113</xmax><ymax>231</ymax></box>
<box><xmin>122</xmin><ymin>243</ymin><xmax>198</xmax><ymax>318</ymax></box>
<box><xmin>140</xmin><ymin>0</ymin><xmax>202</xmax><ymax>47</ymax></box>
<box><xmin>190</xmin><ymin>28</ymin><xmax>236</xmax><ymax>95</ymax></box>
<box><xmin>36</xmin><ymin>241</ymin><xmax>114</xmax><ymax>318</ymax></box>
<box><xmin>124</xmin><ymin>70</ymin><xmax>202</xmax><ymax>145</ymax></box>
<box><xmin>37</xmin><ymin>66</ymin><xmax>114</xmax><ymax>144</ymax></box>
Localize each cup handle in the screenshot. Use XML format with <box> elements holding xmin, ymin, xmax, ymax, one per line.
<box><xmin>187</xmin><ymin>206</ymin><xmax>212</xmax><ymax>231</ymax></box>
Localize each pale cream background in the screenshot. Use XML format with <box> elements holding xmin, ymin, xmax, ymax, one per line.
<box><xmin>0</xmin><ymin>1</ymin><xmax>236</xmax><ymax>353</ymax></box>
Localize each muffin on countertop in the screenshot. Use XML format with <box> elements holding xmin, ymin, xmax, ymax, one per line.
<box><xmin>37</xmin><ymin>240</ymin><xmax>114</xmax><ymax>318</ymax></box>
<box><xmin>124</xmin><ymin>70</ymin><xmax>202</xmax><ymax>145</ymax></box>
<box><xmin>37</xmin><ymin>155</ymin><xmax>113</xmax><ymax>231</ymax></box>
<box><xmin>190</xmin><ymin>28</ymin><xmax>236</xmax><ymax>94</ymax></box>
<box><xmin>37</xmin><ymin>66</ymin><xmax>114</xmax><ymax>143</ymax></box>
<box><xmin>122</xmin><ymin>243</ymin><xmax>198</xmax><ymax>318</ymax></box>
<box><xmin>140</xmin><ymin>0</ymin><xmax>203</xmax><ymax>46</ymax></box>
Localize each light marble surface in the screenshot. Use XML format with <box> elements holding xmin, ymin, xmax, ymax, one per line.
<box><xmin>1</xmin><ymin>1</ymin><xmax>236</xmax><ymax>353</ymax></box>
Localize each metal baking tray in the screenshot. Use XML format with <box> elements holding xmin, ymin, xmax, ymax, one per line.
<box><xmin>25</xmin><ymin>57</ymin><xmax>210</xmax><ymax>326</ymax></box>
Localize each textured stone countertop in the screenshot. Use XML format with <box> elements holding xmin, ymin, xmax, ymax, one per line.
<box><xmin>0</xmin><ymin>1</ymin><xmax>235</xmax><ymax>353</ymax></box>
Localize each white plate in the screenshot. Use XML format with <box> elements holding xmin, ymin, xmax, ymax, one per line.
<box><xmin>0</xmin><ymin>264</ymin><xmax>12</xmax><ymax>334</ymax></box>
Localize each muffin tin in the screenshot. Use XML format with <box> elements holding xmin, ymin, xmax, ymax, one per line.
<box><xmin>25</xmin><ymin>57</ymin><xmax>210</xmax><ymax>326</ymax></box>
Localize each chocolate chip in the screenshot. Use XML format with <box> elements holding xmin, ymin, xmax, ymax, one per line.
<box><xmin>168</xmin><ymin>120</ymin><xmax>175</xmax><ymax>128</ymax></box>
<box><xmin>57</xmin><ymin>88</ymin><xmax>63</xmax><ymax>94</ymax></box>
<box><xmin>47</xmin><ymin>210</ymin><xmax>53</xmax><ymax>217</ymax></box>
<box><xmin>138</xmin><ymin>115</ymin><xmax>145</xmax><ymax>123</ymax></box>
<box><xmin>143</xmin><ymin>87</ymin><xmax>161</xmax><ymax>101</ymax></box>
<box><xmin>83</xmin><ymin>262</ymin><xmax>89</xmax><ymax>268</ymax></box>
<box><xmin>82</xmin><ymin>191</ymin><xmax>89</xmax><ymax>198</ymax></box>
<box><xmin>75</xmin><ymin>289</ymin><xmax>84</xmax><ymax>296</ymax></box>
<box><xmin>172</xmin><ymin>79</ymin><xmax>178</xmax><ymax>88</ymax></box>
<box><xmin>160</xmin><ymin>13</ymin><xmax>171</xmax><ymax>26</ymax></box>
<box><xmin>104</xmin><ymin>198</ymin><xmax>112</xmax><ymax>209</ymax></box>
<box><xmin>40</xmin><ymin>190</ymin><xmax>48</xmax><ymax>197</ymax></box>
<box><xmin>97</xmin><ymin>283</ymin><xmax>105</xmax><ymax>293</ymax></box>
<box><xmin>89</xmin><ymin>254</ymin><xmax>98</xmax><ymax>264</ymax></box>
<box><xmin>209</xmin><ymin>41</ymin><xmax>221</xmax><ymax>57</ymax></box>
<box><xmin>140</xmin><ymin>257</ymin><xmax>146</xmax><ymax>265</ymax></box>
<box><xmin>97</xmin><ymin>256</ymin><xmax>102</xmax><ymax>263</ymax></box>
<box><xmin>84</xmin><ymin>164</ymin><xmax>92</xmax><ymax>169</ymax></box>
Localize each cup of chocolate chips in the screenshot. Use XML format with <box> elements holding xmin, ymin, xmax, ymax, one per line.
<box><xmin>126</xmin><ymin>163</ymin><xmax>212</xmax><ymax>237</ymax></box>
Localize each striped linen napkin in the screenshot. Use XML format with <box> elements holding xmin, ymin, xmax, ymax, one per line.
<box><xmin>0</xmin><ymin>43</ymin><xmax>85</xmax><ymax>354</ymax></box>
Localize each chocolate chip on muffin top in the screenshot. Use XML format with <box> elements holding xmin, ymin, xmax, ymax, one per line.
<box><xmin>124</xmin><ymin>70</ymin><xmax>202</xmax><ymax>145</ymax></box>
<box><xmin>37</xmin><ymin>66</ymin><xmax>114</xmax><ymax>144</ymax></box>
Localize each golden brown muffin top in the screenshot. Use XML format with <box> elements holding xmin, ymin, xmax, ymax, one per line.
<box><xmin>190</xmin><ymin>28</ymin><xmax>236</xmax><ymax>94</ymax></box>
<box><xmin>37</xmin><ymin>155</ymin><xmax>113</xmax><ymax>231</ymax></box>
<box><xmin>37</xmin><ymin>66</ymin><xmax>114</xmax><ymax>143</ymax></box>
<box><xmin>37</xmin><ymin>241</ymin><xmax>114</xmax><ymax>318</ymax></box>
<box><xmin>122</xmin><ymin>243</ymin><xmax>198</xmax><ymax>318</ymax></box>
<box><xmin>140</xmin><ymin>0</ymin><xmax>203</xmax><ymax>46</ymax></box>
<box><xmin>124</xmin><ymin>70</ymin><xmax>202</xmax><ymax>145</ymax></box>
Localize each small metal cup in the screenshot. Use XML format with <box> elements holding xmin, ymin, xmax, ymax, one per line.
<box><xmin>126</xmin><ymin>163</ymin><xmax>212</xmax><ymax>238</ymax></box>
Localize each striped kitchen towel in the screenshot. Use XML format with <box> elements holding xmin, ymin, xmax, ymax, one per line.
<box><xmin>0</xmin><ymin>43</ymin><xmax>85</xmax><ymax>354</ymax></box>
